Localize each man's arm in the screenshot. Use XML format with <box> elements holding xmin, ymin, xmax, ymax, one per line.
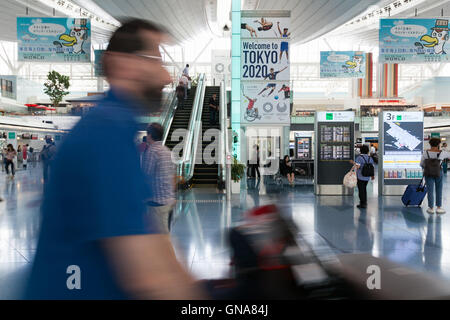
<box><xmin>277</xmin><ymin>22</ymin><xmax>282</xmax><ymax>36</ymax></box>
<box><xmin>102</xmin><ymin>234</ymin><xmax>208</xmax><ymax>300</ymax></box>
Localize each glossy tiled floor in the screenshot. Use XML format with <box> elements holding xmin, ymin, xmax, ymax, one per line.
<box><xmin>1</xmin><ymin>163</ymin><xmax>450</xmax><ymax>299</ymax></box>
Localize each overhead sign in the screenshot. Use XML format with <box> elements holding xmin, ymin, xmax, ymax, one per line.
<box><xmin>382</xmin><ymin>112</ymin><xmax>424</xmax><ymax>179</ymax></box>
<box><xmin>320</xmin><ymin>51</ymin><xmax>366</xmax><ymax>78</ymax></box>
<box><xmin>241</xmin><ymin>82</ymin><xmax>290</xmax><ymax>124</ymax></box>
<box><xmin>17</xmin><ymin>17</ymin><xmax>91</xmax><ymax>63</ymax></box>
<box><xmin>379</xmin><ymin>18</ymin><xmax>450</xmax><ymax>64</ymax></box>
<box><xmin>241</xmin><ymin>10</ymin><xmax>291</xmax><ymax>125</ymax></box>
<box><xmin>8</xmin><ymin>132</ymin><xmax>16</xmax><ymax>140</ymax></box>
<box><xmin>317</xmin><ymin>111</ymin><xmax>355</xmax><ymax>122</ymax></box>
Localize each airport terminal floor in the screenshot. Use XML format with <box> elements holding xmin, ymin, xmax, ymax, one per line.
<box><xmin>1</xmin><ymin>163</ymin><xmax>449</xmax><ymax>299</ymax></box>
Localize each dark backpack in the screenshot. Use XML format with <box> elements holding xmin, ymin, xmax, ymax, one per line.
<box><xmin>360</xmin><ymin>155</ymin><xmax>375</xmax><ymax>177</ymax></box>
<box><xmin>424</xmin><ymin>151</ymin><xmax>442</xmax><ymax>178</ymax></box>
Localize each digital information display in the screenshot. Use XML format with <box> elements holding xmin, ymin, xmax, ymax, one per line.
<box><xmin>315</xmin><ymin>112</ymin><xmax>355</xmax><ymax>191</ymax></box>
<box><xmin>382</xmin><ymin>112</ymin><xmax>424</xmax><ymax>181</ymax></box>
<box><xmin>296</xmin><ymin>137</ymin><xmax>311</xmax><ymax>159</ymax></box>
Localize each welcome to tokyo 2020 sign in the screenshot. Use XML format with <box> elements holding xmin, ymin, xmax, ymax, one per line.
<box><xmin>241</xmin><ymin>11</ymin><xmax>290</xmax><ymax>125</ymax></box>
<box><xmin>17</xmin><ymin>17</ymin><xmax>91</xmax><ymax>63</ymax></box>
<box><xmin>380</xmin><ymin>18</ymin><xmax>450</xmax><ymax>64</ymax></box>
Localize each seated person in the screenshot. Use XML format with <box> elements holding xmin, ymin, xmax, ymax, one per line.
<box><xmin>280</xmin><ymin>155</ymin><xmax>295</xmax><ymax>186</ymax></box>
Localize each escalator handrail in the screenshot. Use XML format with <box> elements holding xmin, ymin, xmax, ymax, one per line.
<box><xmin>178</xmin><ymin>74</ymin><xmax>206</xmax><ymax>183</ymax></box>
<box><xmin>161</xmin><ymin>89</ymin><xmax>178</xmax><ymax>145</ymax></box>
<box><xmin>219</xmin><ymin>77</ymin><xmax>228</xmax><ymax>184</ymax></box>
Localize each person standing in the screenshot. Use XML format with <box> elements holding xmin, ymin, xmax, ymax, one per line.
<box><xmin>142</xmin><ymin>123</ymin><xmax>176</xmax><ymax>233</ymax></box>
<box><xmin>421</xmin><ymin>138</ymin><xmax>450</xmax><ymax>214</ymax></box>
<box><xmin>22</xmin><ymin>144</ymin><xmax>28</xmax><ymax>169</ymax></box>
<box><xmin>176</xmin><ymin>81</ymin><xmax>185</xmax><ymax>109</ymax></box>
<box><xmin>41</xmin><ymin>138</ymin><xmax>57</xmax><ymax>183</ymax></box>
<box><xmin>4</xmin><ymin>144</ymin><xmax>17</xmax><ymax>179</ymax></box>
<box><xmin>182</xmin><ymin>64</ymin><xmax>190</xmax><ymax>79</ymax></box>
<box><xmin>180</xmin><ymin>74</ymin><xmax>189</xmax><ymax>100</ymax></box>
<box><xmin>24</xmin><ymin>19</ymin><xmax>206</xmax><ymax>300</ymax></box>
<box><xmin>350</xmin><ymin>145</ymin><xmax>375</xmax><ymax>209</ymax></box>
<box><xmin>208</xmin><ymin>93</ymin><xmax>219</xmax><ymax>126</ymax></box>
<box><xmin>442</xmin><ymin>142</ymin><xmax>448</xmax><ymax>174</ymax></box>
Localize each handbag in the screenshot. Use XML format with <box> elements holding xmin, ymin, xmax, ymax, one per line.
<box><xmin>343</xmin><ymin>165</ymin><xmax>358</xmax><ymax>188</ymax></box>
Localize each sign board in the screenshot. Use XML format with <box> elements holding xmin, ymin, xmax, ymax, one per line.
<box><xmin>431</xmin><ymin>132</ymin><xmax>441</xmax><ymax>138</ymax></box>
<box><xmin>315</xmin><ymin>112</ymin><xmax>355</xmax><ymax>195</ymax></box>
<box><xmin>316</xmin><ymin>111</ymin><xmax>355</xmax><ymax>122</ymax></box>
<box><xmin>8</xmin><ymin>132</ymin><xmax>16</xmax><ymax>139</ymax></box>
<box><xmin>379</xmin><ymin>18</ymin><xmax>450</xmax><ymax>64</ymax></box>
<box><xmin>381</xmin><ymin>111</ymin><xmax>424</xmax><ymax>181</ymax></box>
<box><xmin>241</xmin><ymin>10</ymin><xmax>290</xmax><ymax>125</ymax></box>
<box><xmin>17</xmin><ymin>17</ymin><xmax>91</xmax><ymax>63</ymax></box>
<box><xmin>320</xmin><ymin>51</ymin><xmax>366</xmax><ymax>78</ymax></box>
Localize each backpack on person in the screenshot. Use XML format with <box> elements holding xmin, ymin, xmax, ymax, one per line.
<box><xmin>360</xmin><ymin>155</ymin><xmax>375</xmax><ymax>177</ymax></box>
<box><xmin>424</xmin><ymin>151</ymin><xmax>442</xmax><ymax>178</ymax></box>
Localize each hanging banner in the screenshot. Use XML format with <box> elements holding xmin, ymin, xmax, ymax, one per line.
<box><xmin>241</xmin><ymin>10</ymin><xmax>290</xmax><ymax>125</ymax></box>
<box><xmin>320</xmin><ymin>51</ymin><xmax>366</xmax><ymax>78</ymax></box>
<box><xmin>211</xmin><ymin>50</ymin><xmax>231</xmax><ymax>84</ymax></box>
<box><xmin>17</xmin><ymin>17</ymin><xmax>91</xmax><ymax>63</ymax></box>
<box><xmin>379</xmin><ymin>18</ymin><xmax>450</xmax><ymax>63</ymax></box>
<box><xmin>241</xmin><ymin>82</ymin><xmax>290</xmax><ymax>124</ymax></box>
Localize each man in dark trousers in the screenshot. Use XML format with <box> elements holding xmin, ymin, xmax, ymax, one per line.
<box><xmin>24</xmin><ymin>19</ymin><xmax>206</xmax><ymax>300</ymax></box>
<box><xmin>209</xmin><ymin>93</ymin><xmax>219</xmax><ymax>126</ymax></box>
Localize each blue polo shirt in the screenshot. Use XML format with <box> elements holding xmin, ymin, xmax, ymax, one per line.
<box><xmin>356</xmin><ymin>154</ymin><xmax>374</xmax><ymax>182</ymax></box>
<box><xmin>24</xmin><ymin>89</ymin><xmax>160</xmax><ymax>300</ymax></box>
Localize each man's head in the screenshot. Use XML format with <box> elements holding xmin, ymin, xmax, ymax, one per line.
<box><xmin>212</xmin><ymin>93</ymin><xmax>217</xmax><ymax>99</ymax></box>
<box><xmin>142</xmin><ymin>136</ymin><xmax>147</xmax><ymax>143</ymax></box>
<box><xmin>270</xmin><ymin>68</ymin><xmax>274</xmax><ymax>73</ymax></box>
<box><xmin>103</xmin><ymin>19</ymin><xmax>172</xmax><ymax>112</ymax></box>
<box><xmin>45</xmin><ymin>138</ymin><xmax>53</xmax><ymax>144</ymax></box>
<box><xmin>443</xmin><ymin>142</ymin><xmax>448</xmax><ymax>148</ymax></box>
<box><xmin>429</xmin><ymin>137</ymin><xmax>441</xmax><ymax>148</ymax></box>
<box><xmin>146</xmin><ymin>122</ymin><xmax>164</xmax><ymax>143</ymax></box>
<box><xmin>186</xmin><ymin>64</ymin><xmax>189</xmax><ymax>68</ymax></box>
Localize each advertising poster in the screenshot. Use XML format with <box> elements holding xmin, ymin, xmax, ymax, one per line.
<box><xmin>241</xmin><ymin>82</ymin><xmax>290</xmax><ymax>124</ymax></box>
<box><xmin>17</xmin><ymin>17</ymin><xmax>91</xmax><ymax>63</ymax></box>
<box><xmin>379</xmin><ymin>18</ymin><xmax>450</xmax><ymax>63</ymax></box>
<box><xmin>241</xmin><ymin>39</ymin><xmax>290</xmax><ymax>80</ymax></box>
<box><xmin>320</xmin><ymin>51</ymin><xmax>366</xmax><ymax>78</ymax></box>
<box><xmin>382</xmin><ymin>112</ymin><xmax>424</xmax><ymax>179</ymax></box>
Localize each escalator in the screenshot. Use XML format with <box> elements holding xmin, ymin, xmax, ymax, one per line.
<box><xmin>164</xmin><ymin>87</ymin><xmax>197</xmax><ymax>152</ymax></box>
<box><xmin>192</xmin><ymin>86</ymin><xmax>220</xmax><ymax>188</ymax></box>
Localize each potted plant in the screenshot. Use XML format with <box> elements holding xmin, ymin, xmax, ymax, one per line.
<box><xmin>231</xmin><ymin>156</ymin><xmax>245</xmax><ymax>193</ymax></box>
<box><xmin>44</xmin><ymin>71</ymin><xmax>70</xmax><ymax>109</ymax></box>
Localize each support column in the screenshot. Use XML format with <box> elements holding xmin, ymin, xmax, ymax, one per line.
<box><xmin>378</xmin><ymin>62</ymin><xmax>398</xmax><ymax>98</ymax></box>
<box><xmin>231</xmin><ymin>0</ymin><xmax>241</xmax><ymax>160</ymax></box>
<box><xmin>357</xmin><ymin>53</ymin><xmax>373</xmax><ymax>98</ymax></box>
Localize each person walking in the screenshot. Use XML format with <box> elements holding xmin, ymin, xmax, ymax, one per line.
<box><xmin>142</xmin><ymin>123</ymin><xmax>176</xmax><ymax>234</ymax></box>
<box><xmin>4</xmin><ymin>144</ymin><xmax>17</xmax><ymax>179</ymax></box>
<box><xmin>40</xmin><ymin>138</ymin><xmax>57</xmax><ymax>183</ymax></box>
<box><xmin>24</xmin><ymin>19</ymin><xmax>206</xmax><ymax>300</ymax></box>
<box><xmin>179</xmin><ymin>74</ymin><xmax>189</xmax><ymax>100</ymax></box>
<box><xmin>350</xmin><ymin>145</ymin><xmax>375</xmax><ymax>209</ymax></box>
<box><xmin>208</xmin><ymin>93</ymin><xmax>219</xmax><ymax>126</ymax></box>
<box><xmin>421</xmin><ymin>138</ymin><xmax>450</xmax><ymax>215</ymax></box>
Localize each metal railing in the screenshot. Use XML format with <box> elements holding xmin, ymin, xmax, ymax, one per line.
<box><xmin>161</xmin><ymin>89</ymin><xmax>178</xmax><ymax>145</ymax></box>
<box><xmin>218</xmin><ymin>77</ymin><xmax>229</xmax><ymax>192</ymax></box>
<box><xmin>177</xmin><ymin>73</ymin><xmax>206</xmax><ymax>185</ymax></box>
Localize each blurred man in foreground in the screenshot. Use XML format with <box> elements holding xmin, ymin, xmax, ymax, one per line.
<box><xmin>24</xmin><ymin>19</ymin><xmax>206</xmax><ymax>300</ymax></box>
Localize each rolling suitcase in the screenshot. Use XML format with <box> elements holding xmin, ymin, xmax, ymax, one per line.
<box><xmin>402</xmin><ymin>178</ymin><xmax>427</xmax><ymax>207</ymax></box>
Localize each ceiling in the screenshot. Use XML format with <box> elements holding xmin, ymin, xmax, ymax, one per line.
<box><xmin>0</xmin><ymin>0</ymin><xmax>388</xmax><ymax>46</ymax></box>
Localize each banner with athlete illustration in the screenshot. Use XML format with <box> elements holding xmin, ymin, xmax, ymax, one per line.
<box><xmin>240</xmin><ymin>16</ymin><xmax>290</xmax><ymax>39</ymax></box>
<box><xmin>241</xmin><ymin>11</ymin><xmax>290</xmax><ymax>125</ymax></box>
<box><xmin>379</xmin><ymin>18</ymin><xmax>450</xmax><ymax>63</ymax></box>
<box><xmin>241</xmin><ymin>82</ymin><xmax>291</xmax><ymax>124</ymax></box>
<box><xmin>320</xmin><ymin>51</ymin><xmax>366</xmax><ymax>78</ymax></box>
